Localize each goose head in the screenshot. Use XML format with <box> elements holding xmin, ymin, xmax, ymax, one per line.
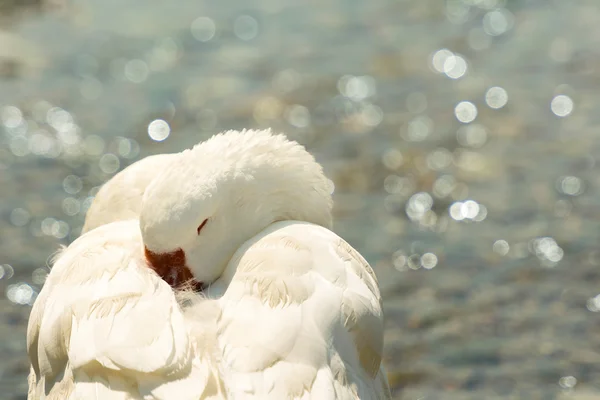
<box><xmin>139</xmin><ymin>129</ymin><xmax>333</xmax><ymax>291</ymax></box>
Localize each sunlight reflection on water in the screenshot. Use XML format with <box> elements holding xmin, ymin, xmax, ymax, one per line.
<box><xmin>1</xmin><ymin>0</ymin><xmax>600</xmax><ymax>398</ymax></box>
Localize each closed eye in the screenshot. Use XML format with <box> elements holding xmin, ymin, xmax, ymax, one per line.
<box><xmin>197</xmin><ymin>218</ymin><xmax>208</xmax><ymax>235</ymax></box>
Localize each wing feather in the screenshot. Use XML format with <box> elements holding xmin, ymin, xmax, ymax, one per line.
<box><xmin>206</xmin><ymin>221</ymin><xmax>390</xmax><ymax>399</ymax></box>
<box><xmin>27</xmin><ymin>220</ymin><xmax>225</xmax><ymax>400</ymax></box>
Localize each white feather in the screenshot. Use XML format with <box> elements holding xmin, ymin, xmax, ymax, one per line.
<box><xmin>27</xmin><ymin>220</ymin><xmax>226</xmax><ymax>400</ymax></box>
<box><xmin>204</xmin><ymin>221</ymin><xmax>390</xmax><ymax>399</ymax></box>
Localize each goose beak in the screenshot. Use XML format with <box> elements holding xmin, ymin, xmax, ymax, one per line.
<box><xmin>144</xmin><ymin>246</ymin><xmax>205</xmax><ymax>292</ymax></box>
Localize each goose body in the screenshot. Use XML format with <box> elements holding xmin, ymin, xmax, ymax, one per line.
<box><xmin>27</xmin><ymin>219</ymin><xmax>390</xmax><ymax>399</ymax></box>
<box><xmin>29</xmin><ymin>129</ymin><xmax>391</xmax><ymax>399</ymax></box>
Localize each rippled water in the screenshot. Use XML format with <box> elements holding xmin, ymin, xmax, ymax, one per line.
<box><xmin>2</xmin><ymin>0</ymin><xmax>600</xmax><ymax>398</ymax></box>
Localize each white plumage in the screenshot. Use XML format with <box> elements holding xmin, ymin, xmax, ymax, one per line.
<box><xmin>207</xmin><ymin>220</ymin><xmax>390</xmax><ymax>399</ymax></box>
<box><xmin>27</xmin><ymin>129</ymin><xmax>391</xmax><ymax>399</ymax></box>
<box><xmin>27</xmin><ymin>220</ymin><xmax>225</xmax><ymax>399</ymax></box>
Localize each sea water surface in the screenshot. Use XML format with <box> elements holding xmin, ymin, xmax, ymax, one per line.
<box><xmin>1</xmin><ymin>0</ymin><xmax>600</xmax><ymax>398</ymax></box>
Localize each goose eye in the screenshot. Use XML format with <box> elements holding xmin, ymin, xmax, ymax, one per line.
<box><xmin>197</xmin><ymin>218</ymin><xmax>208</xmax><ymax>235</ymax></box>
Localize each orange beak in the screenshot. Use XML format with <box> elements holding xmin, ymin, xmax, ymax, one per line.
<box><xmin>144</xmin><ymin>246</ymin><xmax>205</xmax><ymax>292</ymax></box>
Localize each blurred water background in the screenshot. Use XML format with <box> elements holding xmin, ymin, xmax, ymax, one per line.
<box><xmin>1</xmin><ymin>0</ymin><xmax>600</xmax><ymax>398</ymax></box>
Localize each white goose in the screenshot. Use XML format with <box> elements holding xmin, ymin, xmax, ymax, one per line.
<box><xmin>28</xmin><ymin>129</ymin><xmax>391</xmax><ymax>399</ymax></box>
